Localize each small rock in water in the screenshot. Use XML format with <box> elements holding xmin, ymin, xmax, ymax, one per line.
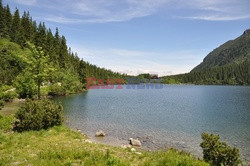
<box><xmin>129</xmin><ymin>138</ymin><xmax>142</xmax><ymax>147</ymax></box>
<box><xmin>76</xmin><ymin>129</ymin><xmax>82</xmax><ymax>133</ymax></box>
<box><xmin>95</xmin><ymin>130</ymin><xmax>106</xmax><ymax>137</ymax></box>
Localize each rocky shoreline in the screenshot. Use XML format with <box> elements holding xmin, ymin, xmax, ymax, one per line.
<box><xmin>73</xmin><ymin>128</ymin><xmax>250</xmax><ymax>165</ymax></box>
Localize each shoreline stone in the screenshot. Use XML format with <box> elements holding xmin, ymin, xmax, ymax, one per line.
<box><xmin>95</xmin><ymin>130</ymin><xmax>106</xmax><ymax>137</ymax></box>
<box><xmin>129</xmin><ymin>138</ymin><xmax>142</xmax><ymax>147</ymax></box>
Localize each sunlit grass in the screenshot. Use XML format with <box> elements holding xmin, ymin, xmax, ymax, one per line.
<box><xmin>0</xmin><ymin>116</ymin><xmax>208</xmax><ymax>166</ymax></box>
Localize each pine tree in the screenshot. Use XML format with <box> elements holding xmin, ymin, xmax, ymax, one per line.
<box><xmin>4</xmin><ymin>4</ymin><xmax>12</xmax><ymax>36</ymax></box>
<box><xmin>55</xmin><ymin>27</ymin><xmax>60</xmax><ymax>41</ymax></box>
<box><xmin>59</xmin><ymin>35</ymin><xmax>68</xmax><ymax>68</ymax></box>
<box><xmin>0</xmin><ymin>0</ymin><xmax>7</xmax><ymax>37</ymax></box>
<box><xmin>10</xmin><ymin>8</ymin><xmax>20</xmax><ymax>42</ymax></box>
<box><xmin>34</xmin><ymin>22</ymin><xmax>47</xmax><ymax>48</ymax></box>
<box><xmin>54</xmin><ymin>27</ymin><xmax>60</xmax><ymax>53</ymax></box>
<box><xmin>17</xmin><ymin>26</ymin><xmax>26</xmax><ymax>48</ymax></box>
<box><xmin>21</xmin><ymin>11</ymin><xmax>32</xmax><ymax>41</ymax></box>
<box><xmin>46</xmin><ymin>28</ymin><xmax>58</xmax><ymax>64</ymax></box>
<box><xmin>30</xmin><ymin>20</ymin><xmax>37</xmax><ymax>42</ymax></box>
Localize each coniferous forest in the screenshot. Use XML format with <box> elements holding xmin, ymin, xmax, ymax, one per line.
<box><xmin>0</xmin><ymin>1</ymin><xmax>127</xmax><ymax>100</ymax></box>
<box><xmin>162</xmin><ymin>30</ymin><xmax>250</xmax><ymax>85</ymax></box>
<box><xmin>0</xmin><ymin>1</ymin><xmax>248</xmax><ymax>165</ymax></box>
<box><xmin>162</xmin><ymin>60</ymin><xmax>250</xmax><ymax>85</ymax></box>
<box><xmin>0</xmin><ymin>0</ymin><xmax>249</xmax><ymax>104</ymax></box>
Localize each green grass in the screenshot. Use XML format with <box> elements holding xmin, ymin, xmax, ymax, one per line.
<box><xmin>0</xmin><ymin>116</ymin><xmax>208</xmax><ymax>166</ymax></box>
<box><xmin>0</xmin><ymin>100</ymin><xmax>23</xmax><ymax>116</ymax></box>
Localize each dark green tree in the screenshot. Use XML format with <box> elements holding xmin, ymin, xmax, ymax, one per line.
<box><xmin>10</xmin><ymin>8</ymin><xmax>20</xmax><ymax>42</ymax></box>
<box><xmin>4</xmin><ymin>4</ymin><xmax>12</xmax><ymax>36</ymax></box>
<box><xmin>21</xmin><ymin>11</ymin><xmax>32</xmax><ymax>41</ymax></box>
<box><xmin>59</xmin><ymin>35</ymin><xmax>69</xmax><ymax>68</ymax></box>
<box><xmin>13</xmin><ymin>99</ymin><xmax>63</xmax><ymax>132</ymax></box>
<box><xmin>45</xmin><ymin>28</ymin><xmax>56</xmax><ymax>61</ymax></box>
<box><xmin>34</xmin><ymin>22</ymin><xmax>46</xmax><ymax>48</ymax></box>
<box><xmin>0</xmin><ymin>0</ymin><xmax>7</xmax><ymax>37</ymax></box>
<box><xmin>200</xmin><ymin>132</ymin><xmax>242</xmax><ymax>166</ymax></box>
<box><xmin>17</xmin><ymin>26</ymin><xmax>26</xmax><ymax>48</ymax></box>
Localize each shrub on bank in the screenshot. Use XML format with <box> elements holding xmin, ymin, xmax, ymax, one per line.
<box><xmin>0</xmin><ymin>85</ymin><xmax>18</xmax><ymax>102</ymax></box>
<box><xmin>0</xmin><ymin>99</ymin><xmax>4</xmax><ymax>109</ymax></box>
<box><xmin>13</xmin><ymin>99</ymin><xmax>63</xmax><ymax>132</ymax></box>
<box><xmin>200</xmin><ymin>132</ymin><xmax>241</xmax><ymax>166</ymax></box>
<box><xmin>14</xmin><ymin>72</ymin><xmax>37</xmax><ymax>99</ymax></box>
<box><xmin>1</xmin><ymin>91</ymin><xmax>18</xmax><ymax>102</ymax></box>
<box><xmin>48</xmin><ymin>84</ymin><xmax>66</xmax><ymax>96</ymax></box>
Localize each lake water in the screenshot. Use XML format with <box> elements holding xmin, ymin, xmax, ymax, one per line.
<box><xmin>54</xmin><ymin>85</ymin><xmax>250</xmax><ymax>162</ymax></box>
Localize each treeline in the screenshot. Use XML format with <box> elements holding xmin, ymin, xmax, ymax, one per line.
<box><xmin>163</xmin><ymin>60</ymin><xmax>250</xmax><ymax>85</ymax></box>
<box><xmin>84</xmin><ymin>62</ymin><xmax>127</xmax><ymax>82</ymax></box>
<box><xmin>0</xmin><ymin>1</ymin><xmax>126</xmax><ymax>100</ymax></box>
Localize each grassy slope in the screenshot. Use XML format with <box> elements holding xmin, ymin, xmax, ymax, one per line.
<box><xmin>0</xmin><ymin>116</ymin><xmax>208</xmax><ymax>166</ymax></box>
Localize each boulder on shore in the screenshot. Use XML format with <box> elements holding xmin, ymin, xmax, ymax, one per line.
<box><xmin>95</xmin><ymin>130</ymin><xmax>106</xmax><ymax>137</ymax></box>
<box><xmin>76</xmin><ymin>129</ymin><xmax>82</xmax><ymax>133</ymax></box>
<box><xmin>129</xmin><ymin>138</ymin><xmax>141</xmax><ymax>146</ymax></box>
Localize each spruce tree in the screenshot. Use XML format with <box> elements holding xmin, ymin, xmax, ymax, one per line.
<box><xmin>21</xmin><ymin>11</ymin><xmax>32</xmax><ymax>41</ymax></box>
<box><xmin>17</xmin><ymin>26</ymin><xmax>26</xmax><ymax>48</ymax></box>
<box><xmin>46</xmin><ymin>28</ymin><xmax>57</xmax><ymax>64</ymax></box>
<box><xmin>34</xmin><ymin>22</ymin><xmax>47</xmax><ymax>48</ymax></box>
<box><xmin>59</xmin><ymin>35</ymin><xmax>68</xmax><ymax>68</ymax></box>
<box><xmin>10</xmin><ymin>8</ymin><xmax>20</xmax><ymax>42</ymax></box>
<box><xmin>4</xmin><ymin>4</ymin><xmax>12</xmax><ymax>36</ymax></box>
<box><xmin>54</xmin><ymin>27</ymin><xmax>60</xmax><ymax>54</ymax></box>
<box><xmin>30</xmin><ymin>20</ymin><xmax>37</xmax><ymax>42</ymax></box>
<box><xmin>0</xmin><ymin>0</ymin><xmax>7</xmax><ymax>37</ymax></box>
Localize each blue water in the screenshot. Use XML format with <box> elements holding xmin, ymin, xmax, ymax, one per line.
<box><xmin>54</xmin><ymin>85</ymin><xmax>250</xmax><ymax>162</ymax></box>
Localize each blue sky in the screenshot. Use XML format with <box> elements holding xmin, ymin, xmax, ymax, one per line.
<box><xmin>3</xmin><ymin>0</ymin><xmax>250</xmax><ymax>76</ymax></box>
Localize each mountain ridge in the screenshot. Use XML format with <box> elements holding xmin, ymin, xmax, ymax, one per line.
<box><xmin>162</xmin><ymin>29</ymin><xmax>250</xmax><ymax>85</ymax></box>
<box><xmin>192</xmin><ymin>29</ymin><xmax>250</xmax><ymax>72</ymax></box>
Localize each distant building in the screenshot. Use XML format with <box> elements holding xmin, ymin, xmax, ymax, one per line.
<box><xmin>150</xmin><ymin>74</ymin><xmax>158</xmax><ymax>79</ymax></box>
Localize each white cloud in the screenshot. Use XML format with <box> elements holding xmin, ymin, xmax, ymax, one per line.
<box><xmin>182</xmin><ymin>15</ymin><xmax>250</xmax><ymax>21</ymax></box>
<box><xmin>176</xmin><ymin>0</ymin><xmax>250</xmax><ymax>21</ymax></box>
<box><xmin>13</xmin><ymin>0</ymin><xmax>250</xmax><ymax>23</ymax></box>
<box><xmin>42</xmin><ymin>0</ymin><xmax>169</xmax><ymax>23</ymax></box>
<box><xmin>15</xmin><ymin>0</ymin><xmax>37</xmax><ymax>6</ymax></box>
<box><xmin>73</xmin><ymin>0</ymin><xmax>169</xmax><ymax>22</ymax></box>
<box><xmin>44</xmin><ymin>15</ymin><xmax>83</xmax><ymax>24</ymax></box>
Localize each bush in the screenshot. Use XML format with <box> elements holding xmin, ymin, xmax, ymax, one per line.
<box><xmin>1</xmin><ymin>91</ymin><xmax>18</xmax><ymax>102</ymax></box>
<box><xmin>14</xmin><ymin>72</ymin><xmax>37</xmax><ymax>99</ymax></box>
<box><xmin>48</xmin><ymin>84</ymin><xmax>66</xmax><ymax>96</ymax></box>
<box><xmin>0</xmin><ymin>99</ymin><xmax>4</xmax><ymax>107</ymax></box>
<box><xmin>200</xmin><ymin>132</ymin><xmax>242</xmax><ymax>166</ymax></box>
<box><xmin>0</xmin><ymin>85</ymin><xmax>17</xmax><ymax>102</ymax></box>
<box><xmin>13</xmin><ymin>99</ymin><xmax>63</xmax><ymax>132</ymax></box>
<box><xmin>49</xmin><ymin>70</ymin><xmax>83</xmax><ymax>95</ymax></box>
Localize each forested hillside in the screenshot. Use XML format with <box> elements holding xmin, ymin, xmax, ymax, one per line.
<box><xmin>0</xmin><ymin>1</ymin><xmax>127</xmax><ymax>100</ymax></box>
<box><xmin>163</xmin><ymin>30</ymin><xmax>250</xmax><ymax>85</ymax></box>
<box><xmin>192</xmin><ymin>29</ymin><xmax>250</xmax><ymax>71</ymax></box>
